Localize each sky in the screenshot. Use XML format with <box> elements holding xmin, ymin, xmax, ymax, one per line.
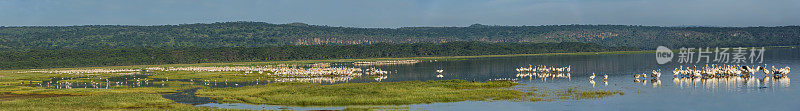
<box><xmin>1</xmin><ymin>0</ymin><xmax>799</xmax><ymax>28</ymax></box>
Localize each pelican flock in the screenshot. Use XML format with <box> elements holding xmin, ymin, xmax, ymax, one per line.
<box><xmin>515</xmin><ymin>65</ymin><xmax>572</xmax><ymax>81</ymax></box>
<box><xmin>671</xmin><ymin>64</ymin><xmax>790</xmax><ymax>78</ymax></box>
<box><xmin>16</xmin><ymin>63</ymin><xmax>399</xmax><ymax>88</ymax></box>
<box><xmin>353</xmin><ymin>60</ymin><xmax>420</xmax><ymax>66</ymax></box>
<box><xmin>516</xmin><ymin>65</ymin><xmax>571</xmax><ymax>73</ymax></box>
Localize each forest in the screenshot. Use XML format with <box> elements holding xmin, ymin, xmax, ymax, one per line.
<box><xmin>1</xmin><ymin>22</ymin><xmax>797</xmax><ymax>69</ymax></box>
<box><xmin>1</xmin><ymin>21</ymin><xmax>798</xmax><ymax>51</ymax></box>
<box><xmin>0</xmin><ymin>42</ymin><xmax>635</xmax><ymax>69</ymax></box>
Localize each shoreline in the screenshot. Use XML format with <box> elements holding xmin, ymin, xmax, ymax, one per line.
<box><xmin>5</xmin><ymin>45</ymin><xmax>794</xmax><ymax>71</ymax></box>
<box><xmin>0</xmin><ymin>50</ymin><xmax>653</xmax><ymax>72</ymax></box>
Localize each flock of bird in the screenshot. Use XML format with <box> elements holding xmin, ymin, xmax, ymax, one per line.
<box><xmin>19</xmin><ymin>69</ymin><xmax>140</xmax><ymax>74</ymax></box>
<box><xmin>633</xmin><ymin>69</ymin><xmax>663</xmax><ymax>79</ymax></box>
<box><xmin>587</xmin><ymin>73</ymin><xmax>610</xmax><ymax>87</ymax></box>
<box><xmin>672</xmin><ymin>75</ymin><xmax>790</xmax><ymax>89</ymax></box>
<box><xmin>154</xmin><ymin>66</ymin><xmax>389</xmax><ymax>77</ymax></box>
<box><xmin>516</xmin><ymin>72</ymin><xmax>571</xmax><ymax>82</ymax></box>
<box><xmin>18</xmin><ymin>63</ymin><xmax>400</xmax><ymax>88</ymax></box>
<box><xmin>27</xmin><ymin>74</ymin><xmax>375</xmax><ymax>89</ymax></box>
<box><xmin>15</xmin><ymin>62</ymin><xmax>793</xmax><ymax>90</ymax></box>
<box><xmin>353</xmin><ymin>60</ymin><xmax>420</xmax><ymax>66</ymax></box>
<box><xmin>671</xmin><ymin>65</ymin><xmax>790</xmax><ymax>78</ymax></box>
<box><xmin>516</xmin><ymin>65</ymin><xmax>571</xmax><ymax>73</ymax></box>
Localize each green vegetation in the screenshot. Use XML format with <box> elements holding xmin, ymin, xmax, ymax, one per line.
<box><xmin>0</xmin><ymin>22</ymin><xmax>797</xmax><ymax>50</ymax></box>
<box><xmin>3</xmin><ymin>21</ymin><xmax>797</xmax><ymax>69</ymax></box>
<box><xmin>0</xmin><ymin>41</ymin><xmax>635</xmax><ymax>69</ymax></box>
<box><xmin>0</xmin><ymin>77</ymin><xmax>624</xmax><ymax>110</ymax></box>
<box><xmin>0</xmin><ymin>84</ymin><xmax>223</xmax><ymax>110</ymax></box>
<box><xmin>0</xmin><ymin>93</ymin><xmax>217</xmax><ymax>110</ymax></box>
<box><xmin>197</xmin><ymin>80</ymin><xmax>532</xmax><ymax>105</ymax></box>
<box><xmin>553</xmin><ymin>87</ymin><xmax>624</xmax><ymax>100</ymax></box>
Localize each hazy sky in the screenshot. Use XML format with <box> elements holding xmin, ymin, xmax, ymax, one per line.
<box><xmin>1</xmin><ymin>0</ymin><xmax>799</xmax><ymax>28</ymax></box>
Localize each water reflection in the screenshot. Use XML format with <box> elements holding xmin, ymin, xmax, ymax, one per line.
<box><xmin>516</xmin><ymin>72</ymin><xmax>571</xmax><ymax>82</ymax></box>
<box><xmin>353</xmin><ymin>60</ymin><xmax>420</xmax><ymax>66</ymax></box>
<box><xmin>672</xmin><ymin>76</ymin><xmax>790</xmax><ymax>90</ymax></box>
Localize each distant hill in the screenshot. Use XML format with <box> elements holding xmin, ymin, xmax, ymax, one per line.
<box><xmin>1</xmin><ymin>21</ymin><xmax>798</xmax><ymax>50</ymax></box>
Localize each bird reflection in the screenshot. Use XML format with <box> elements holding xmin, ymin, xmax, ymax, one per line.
<box><xmin>516</xmin><ymin>72</ymin><xmax>571</xmax><ymax>82</ymax></box>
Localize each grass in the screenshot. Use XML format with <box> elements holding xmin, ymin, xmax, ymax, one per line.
<box><xmin>0</xmin><ymin>84</ymin><xmax>231</xmax><ymax>110</ymax></box>
<box><xmin>0</xmin><ymin>93</ymin><xmax>221</xmax><ymax>110</ymax></box>
<box><xmin>196</xmin><ymin>80</ymin><xmax>540</xmax><ymax>106</ymax></box>
<box><xmin>552</xmin><ymin>87</ymin><xmax>624</xmax><ymax>100</ymax></box>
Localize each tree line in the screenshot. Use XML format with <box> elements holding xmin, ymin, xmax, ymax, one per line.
<box><xmin>0</xmin><ymin>42</ymin><xmax>635</xmax><ymax>69</ymax></box>
<box><xmin>0</xmin><ymin>22</ymin><xmax>797</xmax><ymax>51</ymax></box>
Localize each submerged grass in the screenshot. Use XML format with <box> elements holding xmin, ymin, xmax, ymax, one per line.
<box><xmin>197</xmin><ymin>79</ymin><xmax>538</xmax><ymax>106</ymax></box>
<box><xmin>553</xmin><ymin>87</ymin><xmax>624</xmax><ymax>100</ymax></box>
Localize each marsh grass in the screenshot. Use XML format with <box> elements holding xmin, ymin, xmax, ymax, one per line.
<box><xmin>197</xmin><ymin>79</ymin><xmax>541</xmax><ymax>106</ymax></box>
<box><xmin>0</xmin><ymin>93</ymin><xmax>220</xmax><ymax>110</ymax></box>
<box><xmin>552</xmin><ymin>87</ymin><xmax>624</xmax><ymax>100</ymax></box>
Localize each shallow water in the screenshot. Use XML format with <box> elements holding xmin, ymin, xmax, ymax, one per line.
<box><xmin>196</xmin><ymin>47</ymin><xmax>800</xmax><ymax>110</ymax></box>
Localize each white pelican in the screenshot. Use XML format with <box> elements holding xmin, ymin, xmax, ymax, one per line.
<box><xmin>589</xmin><ymin>73</ymin><xmax>596</xmax><ymax>80</ymax></box>
<box><xmin>651</xmin><ymin>69</ymin><xmax>661</xmax><ymax>78</ymax></box>
<box><xmin>436</xmin><ymin>69</ymin><xmax>444</xmax><ymax>73</ymax></box>
<box><xmin>634</xmin><ymin>73</ymin><xmax>647</xmax><ymax>79</ymax></box>
<box><xmin>603</xmin><ymin>74</ymin><xmax>608</xmax><ymax>80</ymax></box>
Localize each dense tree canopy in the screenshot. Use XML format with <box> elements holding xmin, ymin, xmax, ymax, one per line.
<box><xmin>1</xmin><ymin>22</ymin><xmax>797</xmax><ymax>51</ymax></box>
<box><xmin>1</xmin><ymin>22</ymin><xmax>797</xmax><ymax>69</ymax></box>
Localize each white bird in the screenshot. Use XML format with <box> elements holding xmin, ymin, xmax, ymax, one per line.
<box><xmin>436</xmin><ymin>74</ymin><xmax>444</xmax><ymax>78</ymax></box>
<box><xmin>603</xmin><ymin>74</ymin><xmax>608</xmax><ymax>80</ymax></box>
<box><xmin>634</xmin><ymin>73</ymin><xmax>647</xmax><ymax>79</ymax></box>
<box><xmin>651</xmin><ymin>69</ymin><xmax>661</xmax><ymax>78</ymax></box>
<box><xmin>436</xmin><ymin>69</ymin><xmax>444</xmax><ymax>73</ymax></box>
<box><xmin>589</xmin><ymin>73</ymin><xmax>596</xmax><ymax>80</ymax></box>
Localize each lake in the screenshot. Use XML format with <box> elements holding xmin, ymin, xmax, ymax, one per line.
<box><xmin>196</xmin><ymin>47</ymin><xmax>800</xmax><ymax>110</ymax></box>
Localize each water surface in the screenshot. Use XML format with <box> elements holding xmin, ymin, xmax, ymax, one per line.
<box><xmin>201</xmin><ymin>47</ymin><xmax>800</xmax><ymax>110</ymax></box>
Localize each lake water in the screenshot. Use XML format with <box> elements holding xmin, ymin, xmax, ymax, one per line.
<box><xmin>194</xmin><ymin>47</ymin><xmax>800</xmax><ymax>110</ymax></box>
